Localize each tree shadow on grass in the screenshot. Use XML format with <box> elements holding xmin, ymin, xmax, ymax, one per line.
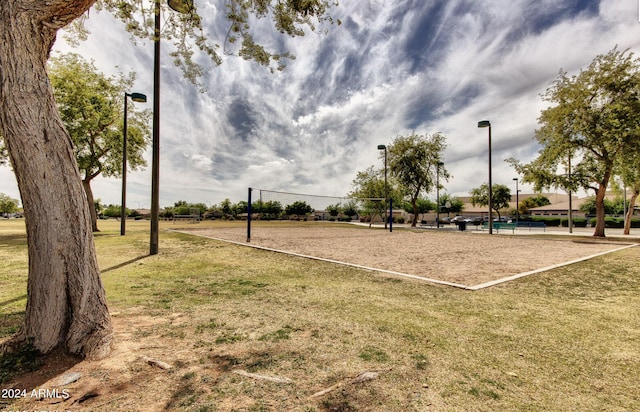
<box><xmin>0</xmin><ymin>294</ymin><xmax>27</xmax><ymax>308</ymax></box>
<box><xmin>101</xmin><ymin>255</ymin><xmax>149</xmax><ymax>274</ymax></box>
<box><xmin>0</xmin><ymin>233</ymin><xmax>27</xmax><ymax>246</ymax></box>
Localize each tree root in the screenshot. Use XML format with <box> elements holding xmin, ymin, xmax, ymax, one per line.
<box><xmin>0</xmin><ymin>332</ymin><xmax>30</xmax><ymax>356</ymax></box>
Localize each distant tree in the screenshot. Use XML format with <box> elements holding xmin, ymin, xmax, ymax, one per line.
<box><xmin>234</xmin><ymin>201</ymin><xmax>249</xmax><ymax>217</ymax></box>
<box><xmin>440</xmin><ymin>193</ymin><xmax>464</xmax><ymax>214</ymax></box>
<box><xmin>438</xmin><ymin>193</ymin><xmax>464</xmax><ymax>215</ymax></box>
<box><xmin>285</xmin><ymin>201</ymin><xmax>314</xmax><ymax>217</ymax></box>
<box><xmin>219</xmin><ymin>199</ymin><xmax>234</xmax><ymax>218</ymax></box>
<box><xmin>518</xmin><ymin>195</ymin><xmax>550</xmax><ymax>216</ymax></box>
<box><xmin>94</xmin><ymin>198</ymin><xmax>103</xmax><ymax>217</ymax></box>
<box><xmin>49</xmin><ymin>53</ymin><xmax>151</xmax><ymax>232</ymax></box>
<box><xmin>579</xmin><ymin>197</ymin><xmax>616</xmax><ymax>215</ymax></box>
<box><xmin>101</xmin><ymin>205</ymin><xmax>118</xmax><ymax>218</ymax></box>
<box><xmin>172</xmin><ymin>201</ymin><xmax>206</xmax><ymax>216</ymax></box>
<box><xmin>402</xmin><ymin>198</ymin><xmax>435</xmax><ymax>222</ymax></box>
<box><xmin>387</xmin><ymin>132</ymin><xmax>448</xmax><ymax>227</ymax></box>
<box><xmin>0</xmin><ymin>193</ymin><xmax>19</xmax><ymax>215</ymax></box>
<box><xmin>192</xmin><ymin>203</ymin><xmax>208</xmax><ymax>215</ymax></box>
<box><xmin>530</xmin><ymin>195</ymin><xmax>551</xmax><ymax>207</ymax></box>
<box><xmin>470</xmin><ymin>183</ymin><xmax>512</xmax><ymax>221</ymax></box>
<box><xmin>350</xmin><ymin>165</ymin><xmax>403</xmax><ymax>224</ymax></box>
<box><xmin>342</xmin><ymin>200</ymin><xmax>359</xmax><ymax>219</ymax></box>
<box><xmin>606</xmin><ymin>190</ymin><xmax>627</xmax><ymax>216</ymax></box>
<box><xmin>252</xmin><ymin>199</ymin><xmax>283</xmax><ymax>219</ymax></box>
<box><xmin>251</xmin><ymin>200</ymin><xmax>265</xmax><ymax>214</ymax></box>
<box><xmin>263</xmin><ymin>200</ymin><xmax>283</xmax><ymax>217</ymax></box>
<box><xmin>326</xmin><ymin>203</ymin><xmax>342</xmax><ymax>218</ymax></box>
<box><xmin>508</xmin><ymin>47</ymin><xmax>640</xmax><ymax>237</ymax></box>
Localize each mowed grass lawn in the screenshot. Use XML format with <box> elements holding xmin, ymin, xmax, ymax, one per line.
<box><xmin>1</xmin><ymin>219</ymin><xmax>639</xmax><ymax>411</ymax></box>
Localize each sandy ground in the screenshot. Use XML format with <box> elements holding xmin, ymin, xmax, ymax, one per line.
<box><xmin>179</xmin><ymin>224</ymin><xmax>631</xmax><ymax>288</ymax></box>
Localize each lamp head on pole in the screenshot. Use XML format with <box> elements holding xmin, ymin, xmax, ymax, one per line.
<box><xmin>377</xmin><ymin>144</ymin><xmax>386</xmax><ymax>150</ymax></box>
<box><xmin>478</xmin><ymin>120</ymin><xmax>491</xmax><ymax>128</ymax></box>
<box><xmin>129</xmin><ymin>92</ymin><xmax>147</xmax><ymax>103</ymax></box>
<box><xmin>168</xmin><ymin>0</ymin><xmax>193</xmax><ymax>13</ymax></box>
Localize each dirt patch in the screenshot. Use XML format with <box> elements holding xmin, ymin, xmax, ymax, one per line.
<box><xmin>3</xmin><ymin>311</ymin><xmax>203</xmax><ymax>411</ymax></box>
<box><xmin>180</xmin><ymin>224</ymin><xmax>629</xmax><ymax>287</ymax></box>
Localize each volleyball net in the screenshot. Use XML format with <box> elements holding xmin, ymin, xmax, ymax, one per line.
<box><xmin>246</xmin><ymin>188</ymin><xmax>390</xmax><ymax>241</ymax></box>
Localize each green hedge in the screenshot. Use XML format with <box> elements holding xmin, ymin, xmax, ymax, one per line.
<box><xmin>531</xmin><ymin>217</ymin><xmax>562</xmax><ymax>227</ymax></box>
<box><xmin>560</xmin><ymin>217</ymin><xmax>587</xmax><ymax>227</ymax></box>
<box><xmin>588</xmin><ymin>217</ymin><xmax>640</xmax><ymax>228</ymax></box>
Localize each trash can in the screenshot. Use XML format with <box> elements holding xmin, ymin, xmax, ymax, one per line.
<box><xmin>458</xmin><ymin>221</ymin><xmax>466</xmax><ymax>231</ymax></box>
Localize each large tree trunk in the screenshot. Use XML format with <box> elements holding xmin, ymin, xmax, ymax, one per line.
<box><xmin>410</xmin><ymin>199</ymin><xmax>419</xmax><ymax>227</ymax></box>
<box><xmin>624</xmin><ymin>189</ymin><xmax>639</xmax><ymax>235</ymax></box>
<box><xmin>0</xmin><ymin>1</ymin><xmax>112</xmax><ymax>359</ymax></box>
<box><xmin>82</xmin><ymin>179</ymin><xmax>100</xmax><ymax>232</ymax></box>
<box><xmin>593</xmin><ymin>182</ymin><xmax>608</xmax><ymax>238</ymax></box>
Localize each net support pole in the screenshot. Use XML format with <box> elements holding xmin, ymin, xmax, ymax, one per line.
<box><xmin>247</xmin><ymin>187</ymin><xmax>252</xmax><ymax>242</ymax></box>
<box><xmin>389</xmin><ymin>198</ymin><xmax>393</xmax><ymax>232</ymax></box>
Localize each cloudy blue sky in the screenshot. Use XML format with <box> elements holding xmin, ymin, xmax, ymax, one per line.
<box><xmin>2</xmin><ymin>0</ymin><xmax>639</xmax><ymax>209</ymax></box>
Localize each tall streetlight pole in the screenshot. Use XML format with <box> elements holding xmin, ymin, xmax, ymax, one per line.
<box><xmin>377</xmin><ymin>144</ymin><xmax>388</xmax><ymax>230</ymax></box>
<box><xmin>121</xmin><ymin>92</ymin><xmax>147</xmax><ymax>236</ymax></box>
<box><xmin>512</xmin><ymin>177</ymin><xmax>519</xmax><ymax>227</ymax></box>
<box><xmin>478</xmin><ymin>120</ymin><xmax>492</xmax><ymax>234</ymax></box>
<box><xmin>436</xmin><ymin>161</ymin><xmax>444</xmax><ymax>228</ymax></box>
<box><xmin>150</xmin><ymin>0</ymin><xmax>193</xmax><ymax>255</ymax></box>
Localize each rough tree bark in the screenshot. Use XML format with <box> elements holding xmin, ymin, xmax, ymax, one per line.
<box><xmin>0</xmin><ymin>1</ymin><xmax>113</xmax><ymax>359</ymax></box>
<box><xmin>624</xmin><ymin>188</ymin><xmax>639</xmax><ymax>235</ymax></box>
<box><xmin>593</xmin><ymin>170</ymin><xmax>611</xmax><ymax>238</ymax></box>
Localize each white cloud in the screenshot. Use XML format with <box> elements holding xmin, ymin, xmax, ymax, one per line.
<box><xmin>1</xmin><ymin>0</ymin><xmax>638</xmax><ymax>207</ymax></box>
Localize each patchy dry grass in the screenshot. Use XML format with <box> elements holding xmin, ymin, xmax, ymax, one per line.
<box><xmin>1</xmin><ymin>219</ymin><xmax>639</xmax><ymax>411</ymax></box>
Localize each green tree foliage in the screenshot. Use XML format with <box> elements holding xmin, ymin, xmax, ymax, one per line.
<box><xmin>438</xmin><ymin>193</ymin><xmax>464</xmax><ymax>215</ymax></box>
<box><xmin>234</xmin><ymin>201</ymin><xmax>249</xmax><ymax>216</ymax></box>
<box><xmin>89</xmin><ymin>0</ymin><xmax>339</xmax><ymax>83</ymax></box>
<box><xmin>48</xmin><ymin>53</ymin><xmax>151</xmax><ymax>232</ymax></box>
<box><xmin>251</xmin><ymin>199</ymin><xmax>283</xmax><ymax>219</ymax></box>
<box><xmin>470</xmin><ymin>183</ymin><xmax>512</xmax><ymax>221</ymax></box>
<box><xmin>0</xmin><ymin>192</ymin><xmax>19</xmax><ymax>215</ymax></box>
<box><xmin>387</xmin><ymin>132</ymin><xmax>448</xmax><ymax>226</ymax></box>
<box><xmin>326</xmin><ymin>203</ymin><xmax>341</xmax><ymax>217</ymax></box>
<box><xmin>402</xmin><ymin>198</ymin><xmax>435</xmax><ymax>221</ymax></box>
<box><xmin>615</xmin><ymin>143</ymin><xmax>640</xmax><ymax>234</ymax></box>
<box><xmin>518</xmin><ymin>195</ymin><xmax>550</xmax><ymax>216</ymax></box>
<box><xmin>171</xmin><ymin>200</ymin><xmax>207</xmax><ymax>216</ymax></box>
<box><xmin>101</xmin><ymin>204</ymin><xmax>135</xmax><ymax>218</ymax></box>
<box><xmin>342</xmin><ymin>200</ymin><xmax>359</xmax><ymax>218</ymax></box>
<box><xmin>349</xmin><ymin>165</ymin><xmax>403</xmax><ymax>223</ymax></box>
<box><xmin>285</xmin><ymin>200</ymin><xmax>313</xmax><ymax>217</ymax></box>
<box><xmin>508</xmin><ymin>47</ymin><xmax>640</xmax><ymax>237</ymax></box>
<box><xmin>219</xmin><ymin>198</ymin><xmax>234</xmax><ymax>218</ymax></box>
<box><xmin>579</xmin><ymin>197</ymin><xmax>617</xmax><ymax>215</ymax></box>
